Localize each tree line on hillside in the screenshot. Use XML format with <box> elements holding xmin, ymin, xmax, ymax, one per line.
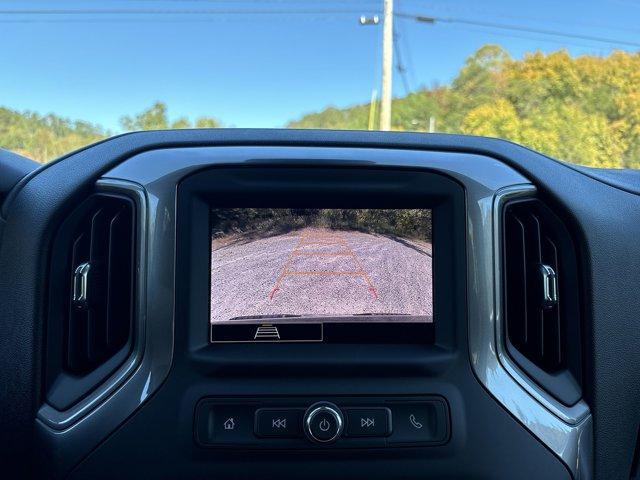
<box><xmin>211</xmin><ymin>208</ymin><xmax>432</xmax><ymax>242</ymax></box>
<box><xmin>289</xmin><ymin>45</ymin><xmax>640</xmax><ymax>169</ymax></box>
<box><xmin>0</xmin><ymin>102</ymin><xmax>220</xmax><ymax>162</ymax></box>
<box><xmin>1</xmin><ymin>45</ymin><xmax>639</xmax><ymax>168</ymax></box>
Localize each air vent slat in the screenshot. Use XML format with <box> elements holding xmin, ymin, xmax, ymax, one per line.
<box><xmin>71</xmin><ymin>232</ymin><xmax>89</xmax><ymax>269</ymax></box>
<box><xmin>106</xmin><ymin>207</ymin><xmax>133</xmax><ymax>349</ymax></box>
<box><xmin>528</xmin><ymin>214</ymin><xmax>543</xmax><ymax>260</ymax></box>
<box><xmin>505</xmin><ymin>214</ymin><xmax>528</xmax><ymax>349</ymax></box>
<box><xmin>106</xmin><ymin>212</ymin><xmax>118</xmax><ymax>348</ymax></box>
<box><xmin>523</xmin><ymin>213</ymin><xmax>543</xmax><ymax>356</ymax></box>
<box><xmin>67</xmin><ymin>232</ymin><xmax>90</xmax><ymax>370</ymax></box>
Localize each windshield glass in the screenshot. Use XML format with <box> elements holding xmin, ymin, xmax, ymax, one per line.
<box><xmin>1</xmin><ymin>0</ymin><xmax>639</xmax><ymax>168</ymax></box>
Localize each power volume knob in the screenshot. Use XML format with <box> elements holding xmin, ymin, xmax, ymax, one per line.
<box><xmin>303</xmin><ymin>402</ymin><xmax>344</xmax><ymax>444</ymax></box>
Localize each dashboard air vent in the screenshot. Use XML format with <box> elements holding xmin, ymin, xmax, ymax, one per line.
<box><xmin>65</xmin><ymin>194</ymin><xmax>135</xmax><ymax>374</ymax></box>
<box><xmin>503</xmin><ymin>198</ymin><xmax>582</xmax><ymax>405</ymax></box>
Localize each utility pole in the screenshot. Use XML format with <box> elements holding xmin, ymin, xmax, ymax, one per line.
<box><xmin>380</xmin><ymin>0</ymin><xmax>393</xmax><ymax>131</ymax></box>
<box><xmin>368</xmin><ymin>89</ymin><xmax>378</xmax><ymax>131</ymax></box>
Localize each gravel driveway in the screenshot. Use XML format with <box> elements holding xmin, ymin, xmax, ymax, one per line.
<box><xmin>210</xmin><ymin>227</ymin><xmax>433</xmax><ymax>323</ymax></box>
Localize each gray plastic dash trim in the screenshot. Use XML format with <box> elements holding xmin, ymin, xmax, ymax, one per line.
<box><xmin>37</xmin><ymin>180</ymin><xmax>153</xmax><ymax>430</ymax></box>
<box><xmin>35</xmin><ymin>146</ymin><xmax>591</xmax><ymax>478</ymax></box>
<box><xmin>468</xmin><ymin>184</ymin><xmax>592</xmax><ymax>478</ymax></box>
<box><xmin>35</xmin><ymin>178</ymin><xmax>173</xmax><ymax>477</ymax></box>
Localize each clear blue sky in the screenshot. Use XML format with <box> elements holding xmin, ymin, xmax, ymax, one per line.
<box><xmin>1</xmin><ymin>0</ymin><xmax>639</xmax><ymax>131</ymax></box>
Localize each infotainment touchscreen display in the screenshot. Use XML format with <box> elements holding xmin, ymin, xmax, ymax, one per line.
<box><xmin>210</xmin><ymin>208</ymin><xmax>433</xmax><ymax>343</ymax></box>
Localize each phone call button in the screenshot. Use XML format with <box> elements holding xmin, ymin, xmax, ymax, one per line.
<box><xmin>388</xmin><ymin>401</ymin><xmax>449</xmax><ymax>445</ymax></box>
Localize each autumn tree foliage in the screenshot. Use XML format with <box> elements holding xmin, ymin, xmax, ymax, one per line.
<box><xmin>290</xmin><ymin>46</ymin><xmax>640</xmax><ymax>169</ymax></box>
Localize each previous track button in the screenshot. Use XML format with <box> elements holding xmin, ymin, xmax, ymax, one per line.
<box><xmin>254</xmin><ymin>408</ymin><xmax>303</xmax><ymax>438</ymax></box>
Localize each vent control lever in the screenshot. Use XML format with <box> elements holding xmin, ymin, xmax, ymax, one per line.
<box><xmin>72</xmin><ymin>262</ymin><xmax>91</xmax><ymax>309</ymax></box>
<box><xmin>539</xmin><ymin>263</ymin><xmax>558</xmax><ymax>309</ymax></box>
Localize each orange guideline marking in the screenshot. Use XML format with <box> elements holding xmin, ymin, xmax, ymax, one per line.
<box><xmin>269</xmin><ymin>228</ymin><xmax>378</xmax><ymax>300</ymax></box>
<box><xmin>292</xmin><ymin>252</ymin><xmax>352</xmax><ymax>256</ymax></box>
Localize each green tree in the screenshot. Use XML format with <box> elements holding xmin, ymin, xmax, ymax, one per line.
<box><xmin>289</xmin><ymin>46</ymin><xmax>640</xmax><ymax>169</ymax></box>
<box><xmin>195</xmin><ymin>117</ymin><xmax>221</xmax><ymax>128</ymax></box>
<box><xmin>0</xmin><ymin>107</ymin><xmax>107</xmax><ymax>162</ymax></box>
<box><xmin>0</xmin><ymin>101</ymin><xmax>223</xmax><ymax>163</ymax></box>
<box><xmin>120</xmin><ymin>101</ymin><xmax>169</xmax><ymax>130</ymax></box>
<box><xmin>119</xmin><ymin>101</ymin><xmax>220</xmax><ymax>131</ymax></box>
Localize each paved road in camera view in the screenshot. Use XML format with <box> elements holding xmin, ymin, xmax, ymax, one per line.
<box><xmin>210</xmin><ymin>227</ymin><xmax>433</xmax><ymax>324</ymax></box>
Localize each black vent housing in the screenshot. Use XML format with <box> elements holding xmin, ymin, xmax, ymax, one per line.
<box><xmin>66</xmin><ymin>195</ymin><xmax>134</xmax><ymax>373</ymax></box>
<box><xmin>503</xmin><ymin>198</ymin><xmax>582</xmax><ymax>405</ymax></box>
<box><xmin>46</xmin><ymin>193</ymin><xmax>136</xmax><ymax>410</ymax></box>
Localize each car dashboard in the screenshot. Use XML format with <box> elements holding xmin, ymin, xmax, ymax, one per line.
<box><xmin>1</xmin><ymin>130</ymin><xmax>639</xmax><ymax>479</ymax></box>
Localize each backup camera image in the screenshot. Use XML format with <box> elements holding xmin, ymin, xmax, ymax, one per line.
<box><xmin>210</xmin><ymin>208</ymin><xmax>433</xmax><ymax>327</ymax></box>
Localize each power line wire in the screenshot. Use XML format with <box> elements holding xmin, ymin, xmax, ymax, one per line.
<box><xmin>0</xmin><ymin>8</ymin><xmax>372</xmax><ymax>15</ymax></box>
<box><xmin>0</xmin><ymin>17</ymin><xmax>366</xmax><ymax>23</ymax></box>
<box><xmin>51</xmin><ymin>0</ymin><xmax>381</xmax><ymax>3</ymax></box>
<box><xmin>3</xmin><ymin>4</ymin><xmax>639</xmax><ymax>49</ymax></box>
<box><xmin>397</xmin><ymin>19</ymin><xmax>417</xmax><ymax>88</ymax></box>
<box><xmin>392</xmin><ymin>0</ymin><xmax>411</xmax><ymax>95</ymax></box>
<box><xmin>396</xmin><ymin>0</ymin><xmax>640</xmax><ymax>35</ymax></box>
<box><xmin>0</xmin><ymin>7</ymin><xmax>380</xmax><ymax>23</ymax></box>
<box><xmin>438</xmin><ymin>22</ymin><xmax>613</xmax><ymax>53</ymax></box>
<box><xmin>393</xmin><ymin>31</ymin><xmax>411</xmax><ymax>94</ymax></box>
<box><xmin>395</xmin><ymin>15</ymin><xmax>620</xmax><ymax>52</ymax></box>
<box><xmin>396</xmin><ymin>11</ymin><xmax>640</xmax><ymax>48</ymax></box>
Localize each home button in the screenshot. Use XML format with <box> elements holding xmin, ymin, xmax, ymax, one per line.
<box><xmin>303</xmin><ymin>402</ymin><xmax>344</xmax><ymax>443</ymax></box>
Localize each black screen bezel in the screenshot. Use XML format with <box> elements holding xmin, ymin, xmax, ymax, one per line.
<box><xmin>177</xmin><ymin>166</ymin><xmax>465</xmax><ymax>372</ymax></box>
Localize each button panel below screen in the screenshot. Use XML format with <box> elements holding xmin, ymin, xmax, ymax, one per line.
<box><xmin>195</xmin><ymin>397</ymin><xmax>449</xmax><ymax>449</ymax></box>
